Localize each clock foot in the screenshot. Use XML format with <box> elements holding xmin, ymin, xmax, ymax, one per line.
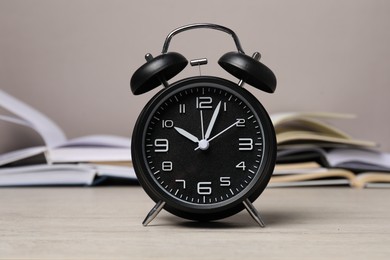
<box><xmin>142</xmin><ymin>200</ymin><xmax>166</xmax><ymax>226</ymax></box>
<box><xmin>243</xmin><ymin>199</ymin><xmax>265</xmax><ymax>228</ymax></box>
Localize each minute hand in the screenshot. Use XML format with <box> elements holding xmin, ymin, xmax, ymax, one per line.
<box><xmin>204</xmin><ymin>101</ymin><xmax>221</xmax><ymax>139</ymax></box>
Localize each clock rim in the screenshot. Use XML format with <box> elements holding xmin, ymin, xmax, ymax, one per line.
<box><xmin>131</xmin><ymin>76</ymin><xmax>276</xmax><ymax>221</ymax></box>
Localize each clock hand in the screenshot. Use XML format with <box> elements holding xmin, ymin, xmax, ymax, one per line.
<box><xmin>174</xmin><ymin>127</ymin><xmax>200</xmax><ymax>143</ymax></box>
<box><xmin>200</xmin><ymin>110</ymin><xmax>205</xmax><ymax>140</ymax></box>
<box><xmin>204</xmin><ymin>101</ymin><xmax>221</xmax><ymax>139</ymax></box>
<box><xmin>207</xmin><ymin>119</ymin><xmax>239</xmax><ymax>143</ymax></box>
<box><xmin>195</xmin><ymin>119</ymin><xmax>239</xmax><ymax>151</ymax></box>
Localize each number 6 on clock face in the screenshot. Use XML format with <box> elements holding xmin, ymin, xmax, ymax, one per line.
<box><xmin>131</xmin><ymin>77</ymin><xmax>276</xmax><ymax>223</ymax></box>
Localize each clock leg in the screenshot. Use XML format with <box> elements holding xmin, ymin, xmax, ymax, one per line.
<box><xmin>243</xmin><ymin>199</ymin><xmax>265</xmax><ymax>228</ymax></box>
<box><xmin>142</xmin><ymin>200</ymin><xmax>166</xmax><ymax>226</ymax></box>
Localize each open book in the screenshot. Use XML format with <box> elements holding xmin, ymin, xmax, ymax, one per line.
<box><xmin>271</xmin><ymin>112</ymin><xmax>390</xmax><ymax>188</ymax></box>
<box><xmin>0</xmin><ymin>90</ymin><xmax>135</xmax><ymax>186</ymax></box>
<box><xmin>0</xmin><ymin>90</ymin><xmax>131</xmax><ymax>166</ymax></box>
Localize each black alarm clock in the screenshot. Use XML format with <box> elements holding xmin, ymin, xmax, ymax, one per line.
<box><xmin>130</xmin><ymin>23</ymin><xmax>277</xmax><ymax>227</ymax></box>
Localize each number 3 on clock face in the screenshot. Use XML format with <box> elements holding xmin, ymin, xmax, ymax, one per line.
<box><xmin>132</xmin><ymin>76</ymin><xmax>276</xmax><ymax>222</ymax></box>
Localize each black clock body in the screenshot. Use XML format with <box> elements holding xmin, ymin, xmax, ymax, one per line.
<box><xmin>132</xmin><ymin>76</ymin><xmax>276</xmax><ymax>221</ymax></box>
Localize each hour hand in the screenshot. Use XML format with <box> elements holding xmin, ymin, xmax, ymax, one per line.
<box><xmin>174</xmin><ymin>127</ymin><xmax>199</xmax><ymax>143</ymax></box>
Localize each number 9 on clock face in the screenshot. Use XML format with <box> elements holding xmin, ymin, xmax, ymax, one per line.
<box><xmin>132</xmin><ymin>76</ymin><xmax>276</xmax><ymax>221</ymax></box>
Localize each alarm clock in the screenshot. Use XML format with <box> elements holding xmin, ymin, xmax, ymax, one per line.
<box><xmin>130</xmin><ymin>23</ymin><xmax>277</xmax><ymax>227</ymax></box>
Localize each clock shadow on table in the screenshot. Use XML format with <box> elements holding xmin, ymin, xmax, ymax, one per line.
<box><xmin>152</xmin><ymin>210</ymin><xmax>300</xmax><ymax>229</ymax></box>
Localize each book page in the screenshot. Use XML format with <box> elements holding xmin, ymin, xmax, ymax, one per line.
<box><xmin>49</xmin><ymin>147</ymin><xmax>131</xmax><ymax>163</ymax></box>
<box><xmin>61</xmin><ymin>135</ymin><xmax>130</xmax><ymax>148</ymax></box>
<box><xmin>271</xmin><ymin>111</ymin><xmax>356</xmax><ymax>126</ymax></box>
<box><xmin>0</xmin><ymin>90</ymin><xmax>66</xmax><ymax>147</ymax></box>
<box><xmin>0</xmin><ymin>164</ymin><xmax>96</xmax><ymax>186</ymax></box>
<box><xmin>0</xmin><ymin>146</ymin><xmax>47</xmax><ymax>166</ymax></box>
<box><xmin>271</xmin><ymin>112</ymin><xmax>357</xmax><ymax>141</ymax></box>
<box><xmin>0</xmin><ymin>163</ymin><xmax>136</xmax><ymax>186</ymax></box>
<box><xmin>326</xmin><ymin>148</ymin><xmax>390</xmax><ymax>169</ymax></box>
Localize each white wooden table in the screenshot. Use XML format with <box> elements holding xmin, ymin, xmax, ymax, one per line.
<box><xmin>0</xmin><ymin>187</ymin><xmax>389</xmax><ymax>259</ymax></box>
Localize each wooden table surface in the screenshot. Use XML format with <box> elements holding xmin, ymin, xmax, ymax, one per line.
<box><xmin>0</xmin><ymin>186</ymin><xmax>389</xmax><ymax>260</ymax></box>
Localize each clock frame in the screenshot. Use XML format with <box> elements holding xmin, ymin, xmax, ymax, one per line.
<box><xmin>132</xmin><ymin>77</ymin><xmax>276</xmax><ymax>225</ymax></box>
<box><xmin>130</xmin><ymin>23</ymin><xmax>277</xmax><ymax>227</ymax></box>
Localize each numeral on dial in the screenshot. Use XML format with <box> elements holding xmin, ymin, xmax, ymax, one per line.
<box><xmin>220</xmin><ymin>177</ymin><xmax>231</xmax><ymax>187</ymax></box>
<box><xmin>196</xmin><ymin>97</ymin><xmax>213</xmax><ymax>109</ymax></box>
<box><xmin>235</xmin><ymin>161</ymin><xmax>246</xmax><ymax>171</ymax></box>
<box><xmin>179</xmin><ymin>104</ymin><xmax>186</xmax><ymax>114</ymax></box>
<box><xmin>236</xmin><ymin>118</ymin><xmax>245</xmax><ymax>127</ymax></box>
<box><xmin>162</xmin><ymin>161</ymin><xmax>173</xmax><ymax>171</ymax></box>
<box><xmin>175</xmin><ymin>179</ymin><xmax>186</xmax><ymax>189</ymax></box>
<box><xmin>154</xmin><ymin>139</ymin><xmax>169</xmax><ymax>152</ymax></box>
<box><xmin>162</xmin><ymin>120</ymin><xmax>174</xmax><ymax>128</ymax></box>
<box><xmin>239</xmin><ymin>138</ymin><xmax>253</xmax><ymax>151</ymax></box>
<box><xmin>197</xmin><ymin>182</ymin><xmax>212</xmax><ymax>195</ymax></box>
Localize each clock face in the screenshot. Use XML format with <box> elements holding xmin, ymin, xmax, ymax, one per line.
<box><xmin>132</xmin><ymin>76</ymin><xmax>275</xmax><ymax>220</ymax></box>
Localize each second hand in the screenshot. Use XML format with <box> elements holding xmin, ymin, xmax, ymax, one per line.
<box><xmin>194</xmin><ymin>120</ymin><xmax>239</xmax><ymax>151</ymax></box>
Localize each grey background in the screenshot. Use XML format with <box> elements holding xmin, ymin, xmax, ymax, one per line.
<box><xmin>1</xmin><ymin>0</ymin><xmax>389</xmax><ymax>153</ymax></box>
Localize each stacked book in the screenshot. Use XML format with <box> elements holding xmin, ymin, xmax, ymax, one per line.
<box><xmin>271</xmin><ymin>112</ymin><xmax>390</xmax><ymax>188</ymax></box>
<box><xmin>1</xmin><ymin>90</ymin><xmax>389</xmax><ymax>187</ymax></box>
